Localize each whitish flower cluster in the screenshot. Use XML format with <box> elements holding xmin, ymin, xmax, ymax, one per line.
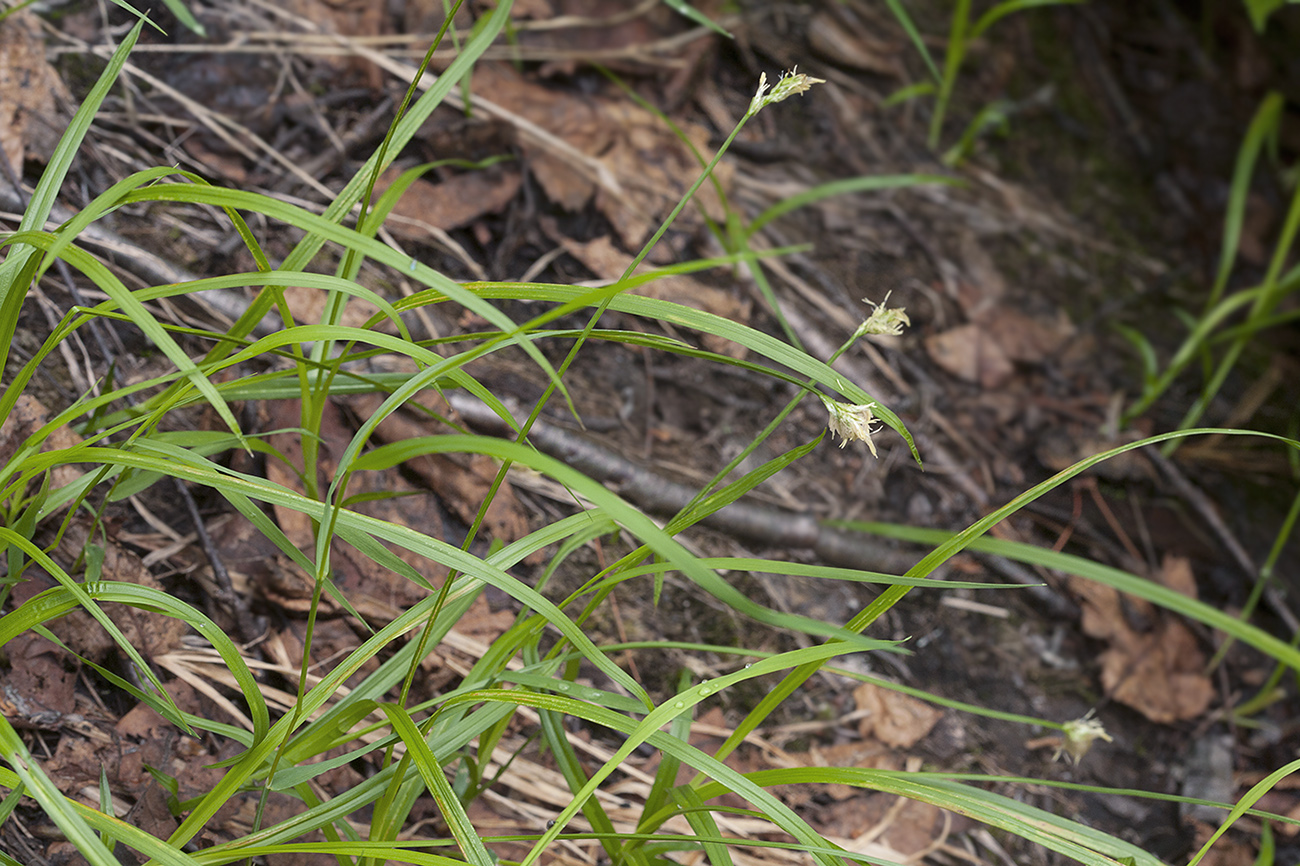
<box><xmin>817</xmin><ymin>295</ymin><xmax>910</xmax><ymax>455</ymax></box>
<box><xmin>855</xmin><ymin>293</ymin><xmax>910</xmax><ymax>338</ymax></box>
<box><xmin>748</xmin><ymin>66</ymin><xmax>827</xmax><ymax>118</ymax></box>
<box><xmin>819</xmin><ymin>396</ymin><xmax>880</xmax><ymax>456</ymax></box>
<box><xmin>1055</xmin><ymin>712</ymin><xmax>1112</xmax><ymax>764</ymax></box>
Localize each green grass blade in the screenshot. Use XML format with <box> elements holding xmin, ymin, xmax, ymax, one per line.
<box><xmin>746</xmin><ymin>174</ymin><xmax>953</xmax><ymax>236</ymax></box>
<box><xmin>659</xmin><ymin>0</ymin><xmax>732</xmax><ymax>37</ymax></box>
<box><xmin>0</xmin><ymin>529</ymin><xmax>181</xmax><ymax>725</ymax></box>
<box><xmin>231</xmin><ymin>0</ymin><xmax>514</xmax><ymax>346</ymax></box>
<box><xmin>113</xmin><ymin>183</ymin><xmax>562</xmax><ymax>405</ymax></box>
<box><xmin>1121</xmin><ymin>284</ymin><xmax>1266</xmax><ymax>422</ymax></box>
<box><xmin>0</xmin><ymin>18</ymin><xmax>144</xmax><ymax>383</ymax></box>
<box><xmin>1243</xmin><ymin>0</ymin><xmax>1287</xmax><ymax>31</ymax></box>
<box><xmin>1206</xmin><ymin>92</ymin><xmax>1284</xmax><ymax>310</ymax></box>
<box><xmin>0</xmin><ymin>581</ymin><xmax>269</xmax><ymax>743</ymax></box>
<box><xmin>969</xmin><ymin>0</ymin><xmax>1085</xmax><ymax>41</ymax></box>
<box><xmin>450</xmin><ymin>642</ymin><xmax>869</xmax><ymax>866</ymax></box>
<box><xmin>373</xmin><ymin>703</ymin><xmax>495</xmax><ymax>866</ymax></box>
<box><xmin>455</xmin><ymin>281</ymin><xmax>918</xmax><ymax>459</ymax></box>
<box><xmin>537</xmin><ymin>697</ymin><xmax>623</xmax><ymax>863</ymax></box>
<box><xmin>0</xmin><ymin>716</ymin><xmax>154</xmax><ymax>866</ymax></box>
<box><xmin>158</xmin><ymin>0</ymin><xmax>206</xmax><ymax>35</ymax></box>
<box><xmin>637</xmin><ymin>684</ymin><xmax>693</xmax><ymax>839</ymax></box>
<box><xmin>352</xmin><ymin>435</ymin><xmax>898</xmax><ymax>649</ymax></box>
<box><xmin>708</xmin><ymin>768</ymin><xmax>1161</xmax><ymax>866</ymax></box>
<box><xmin>3</xmin><ymin>229</ymin><xmax>247</xmax><ymax>447</ymax></box>
<box><xmin>849</xmin><ymin>518</ymin><xmax>1300</xmax><ymax>672</ymax></box>
<box><xmin>672</xmin><ymin>778</ymin><xmax>734</xmax><ymax>866</ymax></box>
<box><xmin>880</xmin><ymin>0</ymin><xmax>941</xmax><ymax>83</ymax></box>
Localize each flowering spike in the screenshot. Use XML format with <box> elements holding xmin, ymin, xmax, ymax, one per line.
<box><xmin>855</xmin><ymin>292</ymin><xmax>910</xmax><ymax>338</ymax></box>
<box><xmin>748</xmin><ymin>66</ymin><xmax>826</xmax><ymax>118</ymax></box>
<box><xmin>819</xmin><ymin>396</ymin><xmax>880</xmax><ymax>456</ymax></box>
<box><xmin>1054</xmin><ymin>712</ymin><xmax>1112</xmax><ymax>764</ymax></box>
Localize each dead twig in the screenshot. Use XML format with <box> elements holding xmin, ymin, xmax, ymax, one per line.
<box><xmin>446</xmin><ymin>392</ymin><xmax>910</xmax><ymax>574</ymax></box>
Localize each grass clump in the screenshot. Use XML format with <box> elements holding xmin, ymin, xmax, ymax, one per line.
<box><xmin>0</xmin><ymin>5</ymin><xmax>1298</xmax><ymax>866</ymax></box>
<box><xmin>880</xmin><ymin>0</ymin><xmax>1085</xmax><ymax>164</ymax></box>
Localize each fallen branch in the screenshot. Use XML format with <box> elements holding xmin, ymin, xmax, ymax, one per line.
<box><xmin>445</xmin><ymin>392</ymin><xmax>911</xmax><ymax>574</ymax></box>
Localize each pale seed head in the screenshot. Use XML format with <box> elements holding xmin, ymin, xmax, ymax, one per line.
<box><xmin>856</xmin><ymin>292</ymin><xmax>911</xmax><ymax>338</ymax></box>
<box><xmin>1055</xmin><ymin>712</ymin><xmax>1112</xmax><ymax>764</ymax></box>
<box><xmin>748</xmin><ymin>66</ymin><xmax>827</xmax><ymax>117</ymax></box>
<box><xmin>819</xmin><ymin>396</ymin><xmax>880</xmax><ymax>456</ymax></box>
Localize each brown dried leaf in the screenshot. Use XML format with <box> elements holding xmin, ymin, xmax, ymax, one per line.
<box><xmin>520</xmin><ymin>0</ymin><xmax>677</xmax><ymax>57</ymax></box>
<box><xmin>1071</xmin><ymin>574</ymin><xmax>1213</xmax><ymax>723</ymax></box>
<box><xmin>1185</xmin><ymin>824</ymin><xmax>1255</xmax><ymax>866</ymax></box>
<box><xmin>0</xmin><ymin>393</ymin><xmax>45</xmax><ymax>466</ymax></box>
<box><xmin>0</xmin><ymin>10</ymin><xmax>69</xmax><ymax>174</ymax></box>
<box><xmin>924</xmin><ymin>323</ymin><xmax>1015</xmax><ymax>388</ymax></box>
<box><xmin>1035</xmin><ymin>427</ymin><xmax>1155</xmax><ymax>481</ymax></box>
<box><xmin>35</xmin><ymin>524</ymin><xmax>186</xmax><ymax>663</ymax></box>
<box><xmin>1238</xmin><ymin>191</ymin><xmax>1275</xmax><ymax>266</ymax></box>
<box><xmin>128</xmin><ymin>784</ymin><xmax>182</xmax><ymax>844</ymax></box>
<box><xmin>780</xmin><ymin>740</ymin><xmax>899</xmax><ymax>804</ymax></box>
<box><xmin>285</xmin><ymin>0</ymin><xmax>385</xmax><ymax>86</ymax></box>
<box><xmin>555</xmin><ymin>233</ymin><xmax>750</xmax><ymax>356</ymax></box>
<box><xmin>472</xmin><ymin>62</ymin><xmax>729</xmax><ymax>246</ymax></box>
<box><xmin>282</xmin><ymin>284</ymin><xmax>381</xmax><ymax>329</ymax></box>
<box><xmin>1099</xmin><ymin>620</ymin><xmax>1214</xmax><ymax>724</ymax></box>
<box><xmin>592</xmin><ymin>98</ymin><xmax>729</xmax><ymax>247</ymax></box>
<box><xmin>333</xmin><ymin>476</ymin><xmax>446</xmax><ymax>616</ymax></box>
<box><xmin>1158</xmin><ymin>553</ymin><xmax>1198</xmax><ymax>598</ymax></box>
<box><xmin>0</xmin><ymin>632</ymin><xmax>77</xmax><ymax>721</ymax></box>
<box><xmin>819</xmin><ymin>794</ymin><xmax>951</xmax><ymax>861</ymax></box>
<box><xmin>981</xmin><ymin>308</ymin><xmax>1076</xmax><ymax>364</ymax></box>
<box><xmin>0</xmin><ymin>394</ymin><xmax>84</xmax><ymax>503</ymax></box>
<box><xmin>455</xmin><ymin>594</ymin><xmax>516</xmax><ymax>646</ymax></box>
<box><xmin>98</xmin><ymin>544</ymin><xmax>188</xmax><ymax>660</ymax></box>
<box><xmin>46</xmin><ymin>737</ymin><xmax>108</xmax><ymax>795</ymax></box>
<box><xmin>376</xmin><ymin>165</ymin><xmax>523</xmax><ymax>240</ymax></box>
<box><xmin>854</xmin><ymin>682</ymin><xmax>942</xmax><ymax>749</ymax></box>
<box><xmin>1072</xmin><ymin>575</ymin><xmax>1132</xmax><ymax>643</ymax></box>
<box><xmin>404</xmin><ymin>0</ymin><xmax>476</xmax><ymax>32</ymax></box>
<box><xmin>794</xmin><ymin>739</ymin><xmax>900</xmax><ymax>772</ymax></box>
<box><xmin>113</xmin><ymin>682</ymin><xmax>215</xmax><ymax>808</ymax></box>
<box><xmin>264</xmin><ymin>399</ymin><xmax>447</xmax><ymax>616</ymax></box>
<box><xmin>510</xmin><ymin>0</ymin><xmax>555</xmax><ymax>16</ymax></box>
<box><xmin>117</xmin><ymin>695</ymin><xmax>179</xmax><ymax>743</ymax></box>
<box><xmin>349</xmin><ymin>393</ymin><xmax>532</xmax><ymax>551</ymax></box>
<box><xmin>264</xmin><ymin>403</ymin><xmax>316</xmax><ymax>551</ymax></box>
<box><xmin>956</xmin><ymin>232</ymin><xmax>1007</xmax><ymax>318</ymax></box>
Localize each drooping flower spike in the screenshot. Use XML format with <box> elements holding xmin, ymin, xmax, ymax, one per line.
<box><xmin>819</xmin><ymin>397</ymin><xmax>881</xmax><ymax>456</ymax></box>
<box><xmin>1055</xmin><ymin>711</ymin><xmax>1113</xmax><ymax>764</ymax></box>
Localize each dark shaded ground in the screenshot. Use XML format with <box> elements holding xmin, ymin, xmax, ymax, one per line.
<box><xmin>3</xmin><ymin>1</ymin><xmax>1300</xmax><ymax>864</ymax></box>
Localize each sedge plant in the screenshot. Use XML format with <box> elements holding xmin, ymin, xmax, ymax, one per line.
<box><xmin>1</xmin><ymin>5</ymin><xmax>1300</xmax><ymax>866</ymax></box>
<box><xmin>883</xmin><ymin>0</ymin><xmax>1085</xmax><ymax>163</ymax></box>
<box><xmin>1119</xmin><ymin>91</ymin><xmax>1300</xmax><ymax>445</ymax></box>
